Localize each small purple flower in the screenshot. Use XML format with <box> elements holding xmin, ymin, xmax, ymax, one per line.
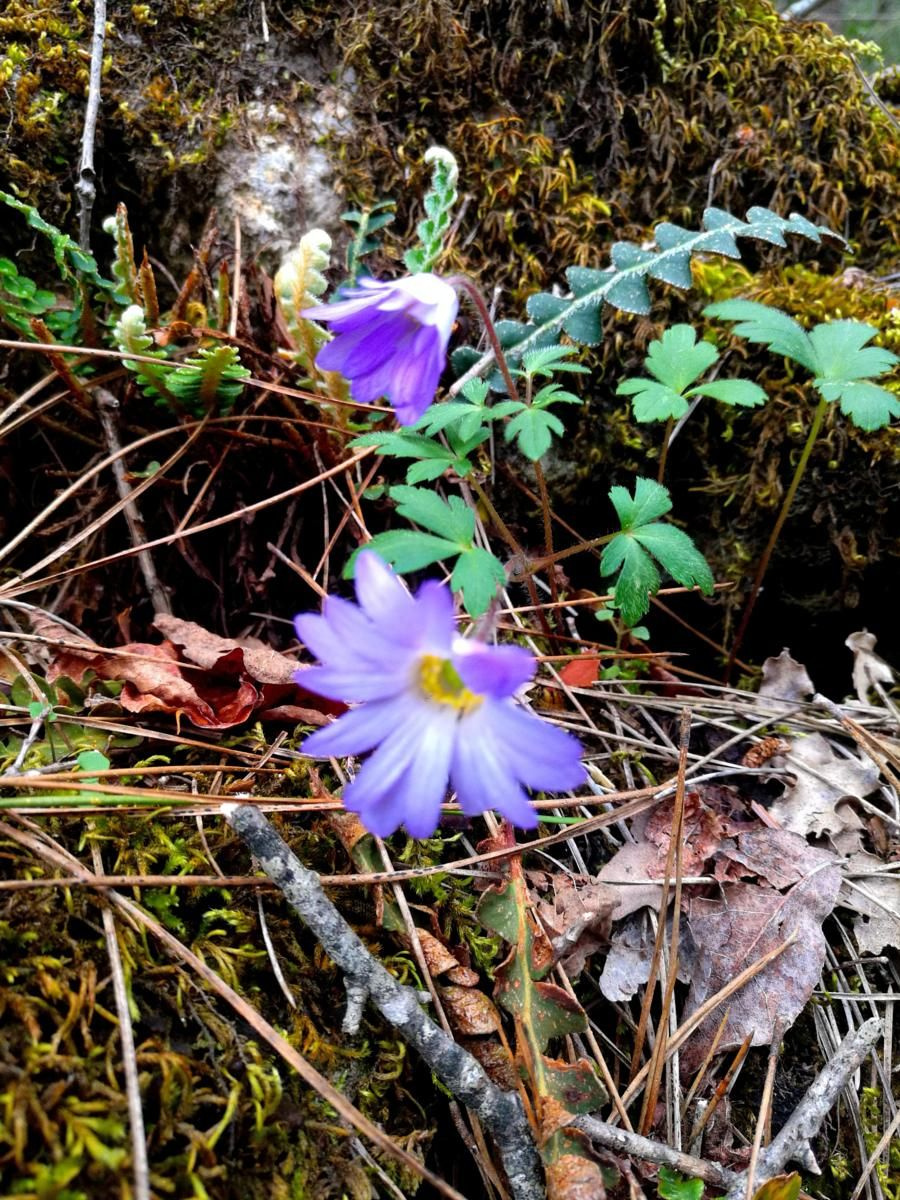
<box><xmin>294</xmin><ymin>552</ymin><xmax>586</xmax><ymax>839</ymax></box>
<box><xmin>301</xmin><ymin>273</ymin><xmax>459</xmax><ymax>425</ymax></box>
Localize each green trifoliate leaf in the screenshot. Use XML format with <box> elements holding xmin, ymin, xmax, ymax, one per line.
<box><xmin>600</xmin><ymin>478</ymin><xmax>714</xmax><ymax>625</ymax></box>
<box><xmin>703</xmin><ymin>299</ymin><xmax>818</xmax><ymax>372</ymax></box>
<box><xmin>644</xmin><ymin>325</ymin><xmax>719</xmax><ymax>392</ymax></box>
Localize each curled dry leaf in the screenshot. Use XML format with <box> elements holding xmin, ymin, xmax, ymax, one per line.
<box><xmin>545</xmin><ymin>1151</ymin><xmax>607</xmax><ymax>1200</ymax></box>
<box><xmin>438</xmin><ymin>985</ymin><xmax>503</xmax><ymax>1036</ymax></box>
<box><xmin>644</xmin><ymin>793</ymin><xmax>728</xmax><ymax>874</ymax></box>
<box><xmin>598</xmin><ymin>910</ymin><xmax>691</xmax><ymax>1003</ymax></box>
<box><xmin>31</xmin><ymin>612</ymin><xmax>330</xmax><ymax>730</ymax></box>
<box><xmin>845</xmin><ymin>630</ymin><xmax>894</xmax><ymax>705</ymax></box>
<box><xmin>758</xmin><ymin>648</ymin><xmax>814</xmax><ymax>703</ymax></box>
<box><xmin>837</xmin><ymin>834</ymin><xmax>900</xmax><ymax>954</ymax></box>
<box><xmin>769</xmin><ymin>732</ymin><xmax>879</xmax><ymax>836</ymax></box>
<box><xmin>535</xmin><ymin>875</ymin><xmax>618</xmax><ymax>977</ymax></box>
<box><xmin>713</xmin><ymin>829</ymin><xmax>841</xmax><ymax>890</ymax></box>
<box><xmin>680</xmin><ymin>865</ymin><xmax>842</xmax><ymax>1070</ymax></box>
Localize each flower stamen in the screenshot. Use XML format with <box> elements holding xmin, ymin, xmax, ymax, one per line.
<box><xmin>418</xmin><ymin>654</ymin><xmax>482</xmax><ymax>711</ymax></box>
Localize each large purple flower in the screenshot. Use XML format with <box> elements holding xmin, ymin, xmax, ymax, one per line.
<box><xmin>301</xmin><ymin>273</ymin><xmax>458</xmax><ymax>426</ymax></box>
<box><xmin>294</xmin><ymin>552</ymin><xmax>586</xmax><ymax>839</ymax></box>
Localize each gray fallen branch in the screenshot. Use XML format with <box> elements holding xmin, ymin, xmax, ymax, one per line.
<box><xmin>571</xmin><ymin>1117</ymin><xmax>740</xmax><ymax>1189</ymax></box>
<box><xmin>76</xmin><ymin>0</ymin><xmax>106</xmax><ymax>251</ymax></box>
<box><xmin>570</xmin><ymin>1018</ymin><xmax>882</xmax><ymax>1198</ymax></box>
<box><xmin>725</xmin><ymin>1016</ymin><xmax>882</xmax><ymax>1200</ymax></box>
<box><xmin>224</xmin><ymin>803</ymin><xmax>543</xmax><ymax>1200</ymax></box>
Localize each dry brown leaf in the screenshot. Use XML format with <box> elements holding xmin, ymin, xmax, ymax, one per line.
<box><xmin>680</xmin><ymin>867</ymin><xmax>842</xmax><ymax>1070</ymax></box>
<box><xmin>713</xmin><ymin>829</ymin><xmax>840</xmax><ymax>889</ymax></box>
<box><xmin>598</xmin><ymin>911</ymin><xmax>691</xmax><ymax>1003</ymax></box>
<box><xmin>32</xmin><ymin>612</ymin><xmax>329</xmax><ymax>730</ymax></box>
<box><xmin>644</xmin><ymin>793</ymin><xmax>727</xmax><ymax>874</ymax></box>
<box><xmin>845</xmin><ymin>630</ymin><xmax>894</xmax><ymax>704</ymax></box>
<box><xmin>536</xmin><ymin>875</ymin><xmax>617</xmax><ymax>978</ymax></box>
<box><xmin>153</xmin><ymin>613</ymin><xmax>298</xmax><ymax>684</ymax></box>
<box><xmin>758</xmin><ymin>648</ymin><xmax>814</xmax><ymax>703</ymax></box>
<box><xmin>596</xmin><ymin>843</ymin><xmax>665</xmax><ymax>921</ymax></box>
<box><xmin>438</xmin><ymin>985</ymin><xmax>502</xmax><ymax>1036</ymax></box>
<box><xmin>545</xmin><ymin>1153</ymin><xmax>607</xmax><ymax>1200</ymax></box>
<box><xmin>769</xmin><ymin>733</ymin><xmax>879</xmax><ymax>836</ymax></box>
<box><xmin>837</xmin><ymin>835</ymin><xmax>900</xmax><ymax>954</ymax></box>
<box><xmin>415</xmin><ymin>929</ymin><xmax>460</xmax><ymax>977</ymax></box>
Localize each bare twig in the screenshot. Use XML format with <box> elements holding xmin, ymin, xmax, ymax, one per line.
<box><xmin>94</xmin><ymin>386</ymin><xmax>173</xmax><ymax>614</ymax></box>
<box><xmin>224</xmin><ymin>802</ymin><xmax>544</xmax><ymax>1200</ymax></box>
<box><xmin>745</xmin><ymin>1020</ymin><xmax>783</xmax><ymax>1200</ymax></box>
<box><xmin>89</xmin><ymin>841</ymin><xmax>150</xmax><ymax>1200</ymax></box>
<box><xmin>76</xmin><ymin>0</ymin><xmax>107</xmax><ymax>251</ymax></box>
<box><xmin>572</xmin><ymin>1114</ymin><xmax>740</xmax><ymax>1188</ymax></box>
<box><xmin>723</xmin><ymin>1017</ymin><xmax>883</xmax><ymax>1200</ymax></box>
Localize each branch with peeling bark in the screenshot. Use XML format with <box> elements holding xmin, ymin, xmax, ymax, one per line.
<box><xmin>224</xmin><ymin>802</ymin><xmax>543</xmax><ymax>1200</ymax></box>
<box><xmin>572</xmin><ymin>1017</ymin><xmax>882</xmax><ymax>1198</ymax></box>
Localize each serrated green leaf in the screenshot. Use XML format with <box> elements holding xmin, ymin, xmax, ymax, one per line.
<box><xmin>633</xmin><ymin>523</ymin><xmax>715</xmax><ymax>593</ymax></box>
<box><xmin>406</xmin><ymin>458</ymin><xmax>454</xmax><ymax>484</ymax></box>
<box><xmin>829</xmin><ymin>380</ymin><xmax>900</xmax><ymax>430</ymax></box>
<box><xmin>350</xmin><ymin>430</ymin><xmax>450</xmax><ymax>459</ymax></box>
<box><xmin>354</xmin><ymin>529</ymin><xmax>459</xmax><ymax>574</ymax></box>
<box><xmin>704</xmin><ymin>300</ymin><xmax>817</xmax><ymax>372</ymax></box>
<box><xmin>618</xmin><ymin>378</ymin><xmax>690</xmax><ymax>422</ymax></box>
<box><xmin>807</xmin><ymin>319</ymin><xmax>898</xmax><ymax>381</ymax></box>
<box><xmin>658</xmin><ymin>1165</ymin><xmax>704</xmax><ymax>1200</ymax></box>
<box><xmin>601</xmin><ymin>536</ymin><xmax>661</xmax><ymax>625</ymax></box>
<box><xmin>645</xmin><ymin>325</ymin><xmax>719</xmax><ymax>392</ymax></box>
<box><xmin>450</xmin><ymin>548</ymin><xmax>506</xmax><ymax>615</ymax></box>
<box><xmin>390</xmin><ymin>485</ymin><xmax>474</xmax><ymax>544</ymax></box>
<box><xmin>505</xmin><ymin>407</ymin><xmax>565</xmax><ymax>460</ymax></box>
<box><xmin>690</xmin><ymin>378</ymin><xmax>768</xmax><ymax>407</ymax></box>
<box><xmin>609</xmin><ymin>476</ymin><xmax>673</xmax><ymax>529</ymax></box>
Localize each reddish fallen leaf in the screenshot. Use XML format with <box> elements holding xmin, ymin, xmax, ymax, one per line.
<box><xmin>644</xmin><ymin>793</ymin><xmax>728</xmax><ymax>875</ymax></box>
<box><xmin>31</xmin><ymin>612</ymin><xmax>331</xmax><ymax>731</ymax></box>
<box><xmin>559</xmin><ymin>656</ymin><xmax>603</xmax><ymax>687</ymax></box>
<box><xmin>545</xmin><ymin>1152</ymin><xmax>607</xmax><ymax>1200</ymax></box>
<box><xmin>680</xmin><ymin>867</ymin><xmax>842</xmax><ymax>1070</ymax></box>
<box><xmin>439</xmin><ymin>985</ymin><xmax>503</xmax><ymax>1036</ymax></box>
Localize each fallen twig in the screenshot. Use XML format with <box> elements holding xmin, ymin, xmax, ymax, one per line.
<box><xmin>571</xmin><ymin>1115</ymin><xmax>740</xmax><ymax>1188</ymax></box>
<box><xmin>224</xmin><ymin>802</ymin><xmax>544</xmax><ymax>1200</ymax></box>
<box><xmin>724</xmin><ymin>1016</ymin><xmax>883</xmax><ymax>1200</ymax></box>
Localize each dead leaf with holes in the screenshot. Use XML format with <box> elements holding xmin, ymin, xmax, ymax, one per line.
<box><xmin>679</xmin><ymin>865</ymin><xmax>842</xmax><ymax>1070</ymax></box>
<box><xmin>769</xmin><ymin>733</ymin><xmax>879</xmax><ymax>836</ymax></box>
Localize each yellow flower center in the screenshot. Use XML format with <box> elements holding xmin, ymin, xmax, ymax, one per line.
<box><xmin>418</xmin><ymin>654</ymin><xmax>482</xmax><ymax>712</ymax></box>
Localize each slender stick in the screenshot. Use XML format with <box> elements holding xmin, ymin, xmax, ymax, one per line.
<box><xmin>76</xmin><ymin>0</ymin><xmax>107</xmax><ymax>251</ymax></box>
<box><xmin>225</xmin><ymin>803</ymin><xmax>544</xmax><ymax>1200</ymax></box>
<box><xmin>728</xmin><ymin>394</ymin><xmax>828</xmax><ymax>676</ymax></box>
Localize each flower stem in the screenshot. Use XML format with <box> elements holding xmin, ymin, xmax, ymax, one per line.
<box><xmin>727</xmin><ymin>393</ymin><xmax>829</xmax><ymax>678</ymax></box>
<box><xmin>450</xmin><ymin>276</ymin><xmax>521</xmax><ymax>404</ymax></box>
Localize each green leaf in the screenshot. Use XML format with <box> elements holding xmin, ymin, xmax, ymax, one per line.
<box><xmin>450</xmin><ymin>548</ymin><xmax>507</xmax><ymax>615</ymax></box>
<box><xmin>600</xmin><ymin>536</ymin><xmax>661</xmax><ymax>625</ymax></box>
<box><xmin>504</xmin><ymin>407</ymin><xmax>565</xmax><ymax>460</ymax></box>
<box><xmin>690</xmin><ymin>378</ymin><xmax>768</xmax><ymax>407</ymax></box>
<box><xmin>600</xmin><ymin>479</ymin><xmax>713</xmax><ymax>625</ymax></box>
<box><xmin>807</xmin><ymin>319</ymin><xmax>898</xmax><ymax>381</ymax></box>
<box><xmin>353</xmin><ymin>529</ymin><xmax>459</xmax><ymax>574</ymax></box>
<box><xmin>703</xmin><ymin>299</ymin><xmax>817</xmax><ymax>372</ymax></box>
<box><xmin>644</xmin><ymin>325</ymin><xmax>719</xmax><ymax>392</ymax></box>
<box><xmin>350</xmin><ymin>430</ymin><xmax>451</xmax><ymax>460</ymax></box>
<box><xmin>633</xmin><ymin>523</ymin><xmax>715</xmax><ymax>593</ymax></box>
<box><xmin>609</xmin><ymin>476</ymin><xmax>672</xmax><ymax>528</ymax></box>
<box><xmin>658</xmin><ymin>1166</ymin><xmax>704</xmax><ymax>1200</ymax></box>
<box><xmin>77</xmin><ymin>750</ymin><xmax>110</xmax><ymax>774</ymax></box>
<box><xmin>830</xmin><ymin>381</ymin><xmax>900</xmax><ymax>431</ymax></box>
<box><xmin>617</xmin><ymin>377</ymin><xmax>690</xmax><ymax>422</ymax></box>
<box><xmin>390</xmin><ymin>485</ymin><xmax>475</xmax><ymax>545</ymax></box>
